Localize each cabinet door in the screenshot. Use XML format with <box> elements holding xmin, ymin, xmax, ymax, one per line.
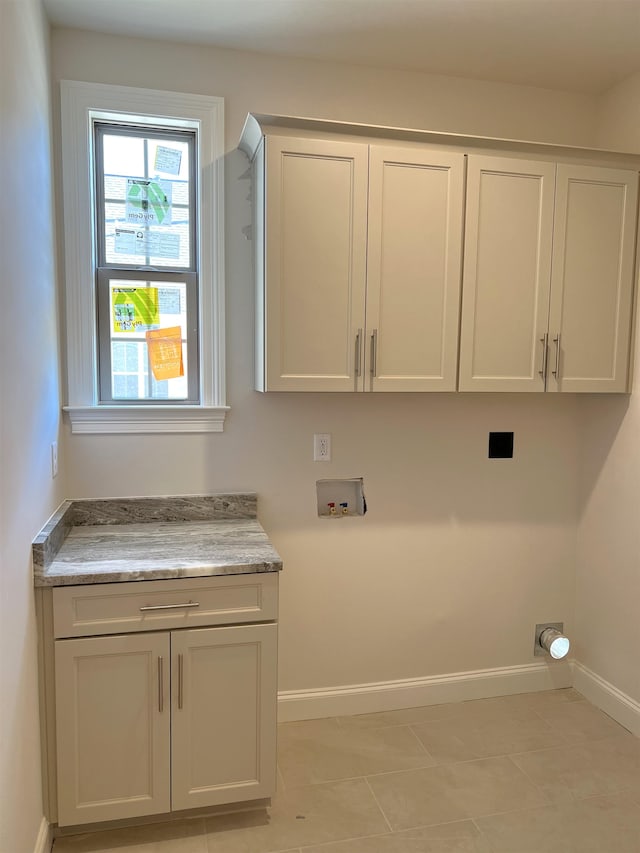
<box><xmin>262</xmin><ymin>135</ymin><xmax>368</xmax><ymax>390</ymax></box>
<box><xmin>171</xmin><ymin>622</ymin><xmax>278</xmax><ymax>810</ymax></box>
<box><xmin>366</xmin><ymin>146</ymin><xmax>465</xmax><ymax>391</ymax></box>
<box><xmin>55</xmin><ymin>632</ymin><xmax>170</xmax><ymax>826</ymax></box>
<box><xmin>459</xmin><ymin>156</ymin><xmax>556</xmax><ymax>391</ymax></box>
<box><xmin>547</xmin><ymin>164</ymin><xmax>638</xmax><ymax>393</ymax></box>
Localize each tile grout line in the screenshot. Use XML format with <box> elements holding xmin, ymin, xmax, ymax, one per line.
<box><xmin>508</xmin><ymin>731</ymin><xmax>633</xmax><ymax>760</ymax></box>
<box><xmin>363</xmin><ymin>775</ymin><xmax>395</xmax><ymax>834</ymax></box>
<box><xmin>298</xmin><ymin>829</ymin><xmax>424</xmax><ymax>852</ymax></box>
<box><xmin>504</xmin><ymin>753</ymin><xmax>553</xmax><ymax>807</ymax></box>
<box><xmin>284</xmin><ymin>749</ymin><xmax>575</xmax><ymax>791</ymax></box>
<box><xmin>470</xmin><ymin>816</ymin><xmax>499</xmax><ymax>853</ymax></box>
<box><xmin>404</xmin><ymin>722</ymin><xmax>438</xmax><ymax>763</ymax></box>
<box><xmin>528</xmin><ymin>706</ymin><xmax>578</xmax><ymax>745</ymax></box>
<box><xmin>277</xmin><ymin>763</ymin><xmax>287</xmax><ymax>794</ymax></box>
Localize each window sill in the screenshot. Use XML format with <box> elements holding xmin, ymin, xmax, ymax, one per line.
<box><xmin>63</xmin><ymin>406</ymin><xmax>230</xmax><ymax>434</ymax></box>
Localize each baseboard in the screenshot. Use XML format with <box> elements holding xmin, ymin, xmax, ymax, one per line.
<box><xmin>573</xmin><ymin>661</ymin><xmax>640</xmax><ymax>736</ymax></box>
<box><xmin>277</xmin><ymin>661</ymin><xmax>572</xmax><ymax>721</ymax></box>
<box><xmin>33</xmin><ymin>817</ymin><xmax>52</xmax><ymax>853</ymax></box>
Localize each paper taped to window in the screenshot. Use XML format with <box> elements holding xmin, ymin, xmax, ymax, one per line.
<box><xmin>146</xmin><ymin>326</ymin><xmax>184</xmax><ymax>380</ymax></box>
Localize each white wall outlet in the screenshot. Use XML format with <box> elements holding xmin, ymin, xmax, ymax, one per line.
<box><xmin>51</xmin><ymin>441</ymin><xmax>58</xmax><ymax>478</ymax></box>
<box><xmin>313</xmin><ymin>433</ymin><xmax>331</xmax><ymax>462</ymax></box>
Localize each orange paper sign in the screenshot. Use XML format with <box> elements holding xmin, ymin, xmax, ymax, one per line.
<box><xmin>145</xmin><ymin>327</ymin><xmax>184</xmax><ymax>381</ymax></box>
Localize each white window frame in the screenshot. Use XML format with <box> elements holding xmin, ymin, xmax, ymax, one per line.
<box><xmin>60</xmin><ymin>80</ymin><xmax>228</xmax><ymax>433</ymax></box>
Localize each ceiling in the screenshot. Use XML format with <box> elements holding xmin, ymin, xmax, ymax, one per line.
<box><xmin>43</xmin><ymin>0</ymin><xmax>640</xmax><ymax>95</ymax></box>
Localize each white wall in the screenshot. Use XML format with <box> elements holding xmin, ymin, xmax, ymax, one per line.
<box><xmin>51</xmin><ymin>28</ymin><xmax>599</xmax><ymax>148</ymax></box>
<box><xmin>50</xmin><ymin>29</ymin><xmax>597</xmax><ymax>699</ymax></box>
<box><xmin>0</xmin><ymin>1</ymin><xmax>63</xmax><ymax>851</ymax></box>
<box><xmin>573</xmin><ymin>75</ymin><xmax>640</xmax><ymax>706</ymax></box>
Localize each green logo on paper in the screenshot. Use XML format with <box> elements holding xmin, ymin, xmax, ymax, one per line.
<box><xmin>112</xmin><ymin>287</ymin><xmax>160</xmax><ymax>333</ymax></box>
<box><xmin>126</xmin><ymin>179</ymin><xmax>172</xmax><ymax>225</ymax></box>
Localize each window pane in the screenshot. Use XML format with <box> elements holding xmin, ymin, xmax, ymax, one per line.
<box><xmin>107</xmin><ymin>279</ymin><xmax>190</xmax><ymax>401</ymax></box>
<box><xmin>98</xmin><ymin>128</ymin><xmax>193</xmax><ymax>269</ymax></box>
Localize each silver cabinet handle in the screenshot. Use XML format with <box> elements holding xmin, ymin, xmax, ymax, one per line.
<box><xmin>552</xmin><ymin>333</ymin><xmax>561</xmax><ymax>378</ymax></box>
<box><xmin>158</xmin><ymin>656</ymin><xmax>164</xmax><ymax>713</ymax></box>
<box><xmin>139</xmin><ymin>601</ymin><xmax>200</xmax><ymax>612</ymax></box>
<box><xmin>355</xmin><ymin>329</ymin><xmax>362</xmax><ymax>377</ymax></box>
<box><xmin>538</xmin><ymin>333</ymin><xmax>549</xmax><ymax>381</ymax></box>
<box><xmin>370</xmin><ymin>329</ymin><xmax>378</xmax><ymax>378</ymax></box>
<box><xmin>178</xmin><ymin>653</ymin><xmax>184</xmax><ymax>710</ymax></box>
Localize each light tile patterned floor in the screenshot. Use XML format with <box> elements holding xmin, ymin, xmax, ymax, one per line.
<box><xmin>53</xmin><ymin>689</ymin><xmax>640</xmax><ymax>853</ymax></box>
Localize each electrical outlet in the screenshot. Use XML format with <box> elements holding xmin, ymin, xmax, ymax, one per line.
<box><xmin>313</xmin><ymin>433</ymin><xmax>331</xmax><ymax>462</ymax></box>
<box><xmin>51</xmin><ymin>441</ymin><xmax>58</xmax><ymax>478</ymax></box>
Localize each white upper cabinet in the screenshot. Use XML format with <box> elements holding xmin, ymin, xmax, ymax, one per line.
<box><xmin>459</xmin><ymin>156</ymin><xmax>556</xmax><ymax>392</ymax></box>
<box><xmin>261</xmin><ymin>136</ymin><xmax>369</xmax><ymax>391</ymax></box>
<box><xmin>241</xmin><ymin>116</ymin><xmax>639</xmax><ymax>395</ymax></box>
<box><xmin>254</xmin><ymin>132</ymin><xmax>465</xmax><ymax>391</ymax></box>
<box><xmin>366</xmin><ymin>146</ymin><xmax>465</xmax><ymax>391</ymax></box>
<box><xmin>547</xmin><ymin>165</ymin><xmax>638</xmax><ymax>393</ymax></box>
<box><xmin>460</xmin><ymin>155</ymin><xmax>638</xmax><ymax>393</ymax></box>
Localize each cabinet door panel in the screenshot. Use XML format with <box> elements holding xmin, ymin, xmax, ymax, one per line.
<box><xmin>263</xmin><ymin>136</ymin><xmax>368</xmax><ymax>390</ymax></box>
<box><xmin>548</xmin><ymin>165</ymin><xmax>638</xmax><ymax>392</ymax></box>
<box><xmin>366</xmin><ymin>146</ymin><xmax>465</xmax><ymax>391</ymax></box>
<box><xmin>55</xmin><ymin>633</ymin><xmax>170</xmax><ymax>826</ymax></box>
<box><xmin>459</xmin><ymin>156</ymin><xmax>556</xmax><ymax>391</ymax></box>
<box><xmin>171</xmin><ymin>623</ymin><xmax>277</xmax><ymax>810</ymax></box>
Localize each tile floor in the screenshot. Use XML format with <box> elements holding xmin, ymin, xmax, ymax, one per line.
<box><xmin>52</xmin><ymin>689</ymin><xmax>640</xmax><ymax>853</ymax></box>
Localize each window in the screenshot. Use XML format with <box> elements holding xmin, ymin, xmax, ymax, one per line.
<box><xmin>60</xmin><ymin>82</ymin><xmax>227</xmax><ymax>433</ymax></box>
<box><xmin>94</xmin><ymin>123</ymin><xmax>198</xmax><ymax>403</ymax></box>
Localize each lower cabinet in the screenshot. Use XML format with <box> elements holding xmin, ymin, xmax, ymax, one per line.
<box><xmin>170</xmin><ymin>624</ymin><xmax>277</xmax><ymax>812</ymax></box>
<box><xmin>55</xmin><ymin>632</ymin><xmax>171</xmax><ymax>825</ymax></box>
<box><xmin>54</xmin><ymin>618</ymin><xmax>277</xmax><ymax>826</ymax></box>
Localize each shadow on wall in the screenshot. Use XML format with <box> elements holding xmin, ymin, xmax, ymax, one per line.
<box><xmin>577</xmin><ymin>393</ymin><xmax>631</xmax><ymax>516</ymax></box>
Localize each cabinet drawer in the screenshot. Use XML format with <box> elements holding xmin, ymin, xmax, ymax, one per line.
<box><xmin>52</xmin><ymin>573</ymin><xmax>278</xmax><ymax>638</ymax></box>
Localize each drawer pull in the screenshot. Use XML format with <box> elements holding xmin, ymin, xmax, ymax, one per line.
<box><xmin>139</xmin><ymin>601</ymin><xmax>200</xmax><ymax>612</ymax></box>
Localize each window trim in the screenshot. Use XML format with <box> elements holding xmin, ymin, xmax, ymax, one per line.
<box><xmin>60</xmin><ymin>81</ymin><xmax>228</xmax><ymax>433</ymax></box>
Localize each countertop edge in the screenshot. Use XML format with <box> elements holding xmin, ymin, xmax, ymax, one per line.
<box><xmin>33</xmin><ymin>560</ymin><xmax>283</xmax><ymax>588</ymax></box>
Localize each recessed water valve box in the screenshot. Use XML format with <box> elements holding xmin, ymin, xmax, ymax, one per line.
<box><xmin>316</xmin><ymin>478</ymin><xmax>366</xmax><ymax>518</ymax></box>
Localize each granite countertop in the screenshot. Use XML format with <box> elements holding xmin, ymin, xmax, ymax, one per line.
<box><xmin>33</xmin><ymin>494</ymin><xmax>283</xmax><ymax>587</ymax></box>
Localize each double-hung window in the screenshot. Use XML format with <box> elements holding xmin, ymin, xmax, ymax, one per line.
<box><xmin>95</xmin><ymin>123</ymin><xmax>198</xmax><ymax>403</ymax></box>
<box><xmin>60</xmin><ymin>82</ymin><xmax>227</xmax><ymax>433</ymax></box>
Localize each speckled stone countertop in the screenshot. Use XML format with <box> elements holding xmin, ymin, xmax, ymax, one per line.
<box><xmin>33</xmin><ymin>494</ymin><xmax>283</xmax><ymax>587</ymax></box>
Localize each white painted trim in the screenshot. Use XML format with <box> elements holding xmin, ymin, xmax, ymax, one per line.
<box><xmin>60</xmin><ymin>81</ymin><xmax>226</xmax><ymax>426</ymax></box>
<box><xmin>33</xmin><ymin>817</ymin><xmax>52</xmax><ymax>853</ymax></box>
<box><xmin>572</xmin><ymin>661</ymin><xmax>640</xmax><ymax>736</ymax></box>
<box><xmin>277</xmin><ymin>662</ymin><xmax>572</xmax><ymax>722</ymax></box>
<box><xmin>240</xmin><ymin>112</ymin><xmax>640</xmax><ymax>164</ymax></box>
<box><xmin>64</xmin><ymin>405</ymin><xmax>229</xmax><ymax>434</ymax></box>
